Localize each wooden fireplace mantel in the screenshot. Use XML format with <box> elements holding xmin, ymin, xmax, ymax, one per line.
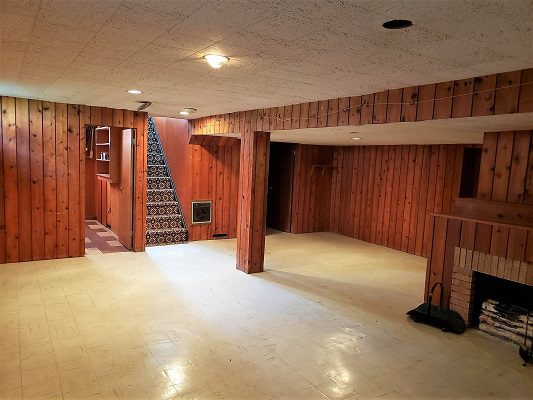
<box><xmin>425</xmin><ymin>199</ymin><xmax>533</xmax><ymax>311</ymax></box>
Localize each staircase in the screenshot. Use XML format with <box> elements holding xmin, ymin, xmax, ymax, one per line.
<box><xmin>145</xmin><ymin>117</ymin><xmax>188</xmax><ymax>246</ymax></box>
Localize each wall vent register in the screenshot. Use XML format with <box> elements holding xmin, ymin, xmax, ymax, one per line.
<box><xmin>192</xmin><ymin>201</ymin><xmax>212</xmax><ymax>224</ymax></box>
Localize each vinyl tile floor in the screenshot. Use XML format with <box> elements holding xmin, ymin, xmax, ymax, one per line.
<box><xmin>0</xmin><ymin>231</ymin><xmax>532</xmax><ymax>400</ymax></box>
<box><xmin>84</xmin><ymin>221</ymin><xmax>129</xmax><ymax>255</ymax></box>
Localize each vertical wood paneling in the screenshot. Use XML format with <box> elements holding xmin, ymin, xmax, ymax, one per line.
<box><xmin>519</xmin><ymin>69</ymin><xmax>533</xmax><ymax>113</ymax></box>
<box><xmin>0</xmin><ymin>99</ymin><xmax>4</xmax><ymax>263</ymax></box>
<box><xmin>494</xmin><ymin>71</ymin><xmax>521</xmax><ymax>114</ymax></box>
<box><xmin>328</xmin><ymin>144</ymin><xmax>465</xmax><ymax>257</ymax></box>
<box><xmin>372</xmin><ymin>91</ymin><xmax>388</xmax><ymax>124</ymax></box>
<box><xmin>348</xmin><ymin>96</ymin><xmax>361</xmax><ymax>125</ymax></box>
<box><xmin>408</xmin><ymin>146</ymin><xmax>424</xmax><ymax>253</ymax></box>
<box><xmin>507</xmin><ymin>131</ymin><xmax>530</xmax><ymax>203</ymax></box>
<box><xmin>191</xmin><ymin>68</ymin><xmax>533</xmax><ymax>136</ymax></box>
<box><xmin>401</xmin><ymin>87</ymin><xmax>418</xmax><ymax>122</ymax></box>
<box><xmin>376</xmin><ymin>146</ymin><xmax>388</xmax><ymax>244</ymax></box>
<box><xmin>472</xmin><ymin>75</ymin><xmax>496</xmax><ymax>116</ymax></box>
<box><xmin>237</xmin><ymin>129</ymin><xmax>270</xmax><ymax>274</ymax></box>
<box><xmin>451</xmin><ymin>78</ymin><xmax>474</xmax><ymax>118</ymax></box>
<box><xmin>416</xmin><ymin>84</ymin><xmax>435</xmax><ymax>121</ymax></box>
<box><xmin>415</xmin><ymin>146</ymin><xmax>432</xmax><ymax>256</ymax></box>
<box><xmin>55</xmin><ymin>103</ymin><xmax>69</xmax><ymax>258</ymax></box>
<box><xmin>1</xmin><ymin>97</ymin><xmax>17</xmax><ymax>262</ymax></box>
<box><xmin>401</xmin><ymin>145</ymin><xmax>416</xmax><ymax>251</ymax></box>
<box><xmin>67</xmin><ymin>104</ymin><xmax>80</xmax><ymax>257</ymax></box>
<box><xmin>360</xmin><ymin>94</ymin><xmax>374</xmax><ymax>125</ymax></box>
<box><xmin>386</xmin><ymin>89</ymin><xmax>402</xmax><ymax>123</ymax></box>
<box><xmin>382</xmin><ymin>146</ymin><xmax>395</xmax><ymax>245</ymax></box>
<box><xmin>0</xmin><ymin>97</ymin><xmax>148</xmax><ymax>264</ymax></box>
<box><xmin>491</xmin><ymin>132</ymin><xmax>514</xmax><ymax>201</ymax></box>
<box><xmin>478</xmin><ymin>132</ymin><xmax>499</xmax><ymax>200</ymax></box>
<box><xmin>16</xmin><ymin>98</ymin><xmax>32</xmax><ymax>261</ymax></box>
<box><xmin>42</xmin><ymin>102</ymin><xmax>56</xmax><ymax>259</ymax></box>
<box><xmin>29</xmin><ymin>100</ymin><xmax>44</xmax><ymax>260</ymax></box>
<box><xmin>433</xmin><ymin>81</ymin><xmax>453</xmax><ymax>119</ymax></box>
<box><xmin>79</xmin><ymin>105</ymin><xmax>90</xmax><ymax>255</ymax></box>
<box><xmin>133</xmin><ymin>112</ymin><xmax>148</xmax><ymax>250</ymax></box>
<box><xmin>394</xmin><ymin>146</ymin><xmax>409</xmax><ymax>249</ymax></box>
<box><xmin>290</xmin><ymin>145</ymin><xmax>334</xmax><ymax>233</ymax></box>
<box><xmin>172</xmin><ymin>132</ymin><xmax>241</xmax><ymax>241</ymax></box>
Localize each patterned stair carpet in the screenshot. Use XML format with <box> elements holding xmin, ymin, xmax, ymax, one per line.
<box><xmin>146</xmin><ymin>117</ymin><xmax>188</xmax><ymax>246</ymax></box>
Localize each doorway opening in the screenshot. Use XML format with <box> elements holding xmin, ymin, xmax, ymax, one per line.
<box><xmin>84</xmin><ymin>126</ymin><xmax>135</xmax><ymax>254</ymax></box>
<box><xmin>266</xmin><ymin>142</ymin><xmax>295</xmax><ymax>232</ymax></box>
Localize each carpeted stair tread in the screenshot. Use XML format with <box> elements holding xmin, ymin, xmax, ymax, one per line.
<box><xmin>147</xmin><ymin>227</ymin><xmax>188</xmax><ymax>233</ymax></box>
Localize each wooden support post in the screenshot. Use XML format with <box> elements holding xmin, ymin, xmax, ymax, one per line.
<box><xmin>237</xmin><ymin>130</ymin><xmax>270</xmax><ymax>273</ymax></box>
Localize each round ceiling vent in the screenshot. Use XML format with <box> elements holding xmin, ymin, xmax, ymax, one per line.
<box><xmin>382</xmin><ymin>19</ymin><xmax>413</xmax><ymax>30</ymax></box>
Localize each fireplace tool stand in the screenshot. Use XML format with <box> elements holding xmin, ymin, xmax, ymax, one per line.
<box><xmin>519</xmin><ymin>308</ymin><xmax>532</xmax><ymax>366</ymax></box>
<box><xmin>407</xmin><ymin>282</ymin><xmax>466</xmax><ymax>334</ymax></box>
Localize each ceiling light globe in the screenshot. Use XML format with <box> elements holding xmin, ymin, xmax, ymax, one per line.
<box><xmin>203</xmin><ymin>54</ymin><xmax>229</xmax><ymax>69</ymax></box>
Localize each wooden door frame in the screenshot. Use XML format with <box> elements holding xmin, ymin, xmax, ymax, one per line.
<box><xmin>82</xmin><ymin>124</ymin><xmax>139</xmax><ymax>252</ymax></box>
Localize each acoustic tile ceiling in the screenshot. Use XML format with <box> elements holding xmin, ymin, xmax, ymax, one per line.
<box><xmin>1</xmin><ymin>0</ymin><xmax>532</xmax><ymax>118</ymax></box>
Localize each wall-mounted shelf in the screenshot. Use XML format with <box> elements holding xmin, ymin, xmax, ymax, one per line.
<box><xmin>95</xmin><ymin>127</ymin><xmax>119</xmax><ymax>184</ymax></box>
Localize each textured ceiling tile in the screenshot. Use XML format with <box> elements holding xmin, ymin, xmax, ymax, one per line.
<box><xmin>1</xmin><ymin>0</ymin><xmax>532</xmax><ymax>117</ymax></box>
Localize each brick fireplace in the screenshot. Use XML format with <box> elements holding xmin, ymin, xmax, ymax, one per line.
<box><xmin>450</xmin><ymin>246</ymin><xmax>533</xmax><ymax>326</ymax></box>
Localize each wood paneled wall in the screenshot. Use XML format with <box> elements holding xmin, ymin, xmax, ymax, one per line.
<box><xmin>190</xmin><ymin>68</ymin><xmax>533</xmax><ymax>135</ymax></box>
<box><xmin>189</xmin><ymin>144</ymin><xmax>240</xmax><ymax>241</ymax></box>
<box><xmin>425</xmin><ymin>131</ymin><xmax>533</xmax><ymax>306</ymax></box>
<box><xmin>329</xmin><ymin>144</ymin><xmax>465</xmax><ymax>257</ymax></box>
<box><xmin>153</xmin><ymin>117</ymin><xmax>191</xmax><ymax>224</ymax></box>
<box><xmin>154</xmin><ymin>117</ymin><xmax>240</xmax><ymax>241</ymax></box>
<box><xmin>290</xmin><ymin>144</ymin><xmax>334</xmax><ymax>233</ymax></box>
<box><xmin>427</xmin><ymin>213</ymin><xmax>533</xmax><ymax>307</ymax></box>
<box><xmin>0</xmin><ymin>96</ymin><xmax>148</xmax><ymax>264</ymax></box>
<box><xmin>478</xmin><ymin>131</ymin><xmax>533</xmax><ymax>204</ymax></box>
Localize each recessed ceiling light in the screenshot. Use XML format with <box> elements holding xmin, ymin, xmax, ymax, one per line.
<box><xmin>203</xmin><ymin>54</ymin><xmax>230</xmax><ymax>69</ymax></box>
<box><xmin>127</xmin><ymin>89</ymin><xmax>143</xmax><ymax>94</ymax></box>
<box><xmin>180</xmin><ymin>108</ymin><xmax>197</xmax><ymax>116</ymax></box>
<box><xmin>382</xmin><ymin>19</ymin><xmax>413</xmax><ymax>30</ymax></box>
<box><xmin>351</xmin><ymin>137</ymin><xmax>363</xmax><ymax>140</ymax></box>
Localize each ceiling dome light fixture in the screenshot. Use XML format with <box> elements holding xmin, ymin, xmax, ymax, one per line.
<box><xmin>127</xmin><ymin>89</ymin><xmax>143</xmax><ymax>94</ymax></box>
<box><xmin>203</xmin><ymin>54</ymin><xmax>230</xmax><ymax>69</ymax></box>
<box><xmin>382</xmin><ymin>19</ymin><xmax>413</xmax><ymax>30</ymax></box>
<box><xmin>351</xmin><ymin>137</ymin><xmax>363</xmax><ymax>140</ymax></box>
<box><xmin>180</xmin><ymin>107</ymin><xmax>197</xmax><ymax>116</ymax></box>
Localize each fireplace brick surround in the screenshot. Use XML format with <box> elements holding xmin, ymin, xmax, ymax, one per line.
<box><xmin>450</xmin><ymin>247</ymin><xmax>532</xmax><ymax>325</ymax></box>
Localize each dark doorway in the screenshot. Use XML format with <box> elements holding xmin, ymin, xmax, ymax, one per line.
<box><xmin>267</xmin><ymin>143</ymin><xmax>295</xmax><ymax>232</ymax></box>
<box><xmin>460</xmin><ymin>146</ymin><xmax>482</xmax><ymax>198</ymax></box>
<box><xmin>84</xmin><ymin>126</ymin><xmax>135</xmax><ymax>253</ymax></box>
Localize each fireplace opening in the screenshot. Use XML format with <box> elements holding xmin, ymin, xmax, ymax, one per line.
<box><xmin>472</xmin><ymin>273</ymin><xmax>532</xmax><ymax>347</ymax></box>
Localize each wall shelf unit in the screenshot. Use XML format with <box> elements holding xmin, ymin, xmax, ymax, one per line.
<box><xmin>95</xmin><ymin>127</ymin><xmax>120</xmax><ymax>184</ymax></box>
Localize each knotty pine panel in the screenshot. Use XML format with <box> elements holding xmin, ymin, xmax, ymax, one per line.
<box><xmin>290</xmin><ymin>145</ymin><xmax>334</xmax><ymax>234</ymax></box>
<box><xmin>191</xmin><ymin>68</ymin><xmax>533</xmax><ymax>135</ymax></box>
<box><xmin>157</xmin><ymin>116</ymin><xmax>240</xmax><ymax>241</ymax></box>
<box><xmin>329</xmin><ymin>144</ymin><xmax>466</xmax><ymax>257</ymax></box>
<box><xmin>0</xmin><ymin>96</ymin><xmax>148</xmax><ymax>264</ymax></box>
<box><xmin>478</xmin><ymin>131</ymin><xmax>533</xmax><ymax>204</ymax></box>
